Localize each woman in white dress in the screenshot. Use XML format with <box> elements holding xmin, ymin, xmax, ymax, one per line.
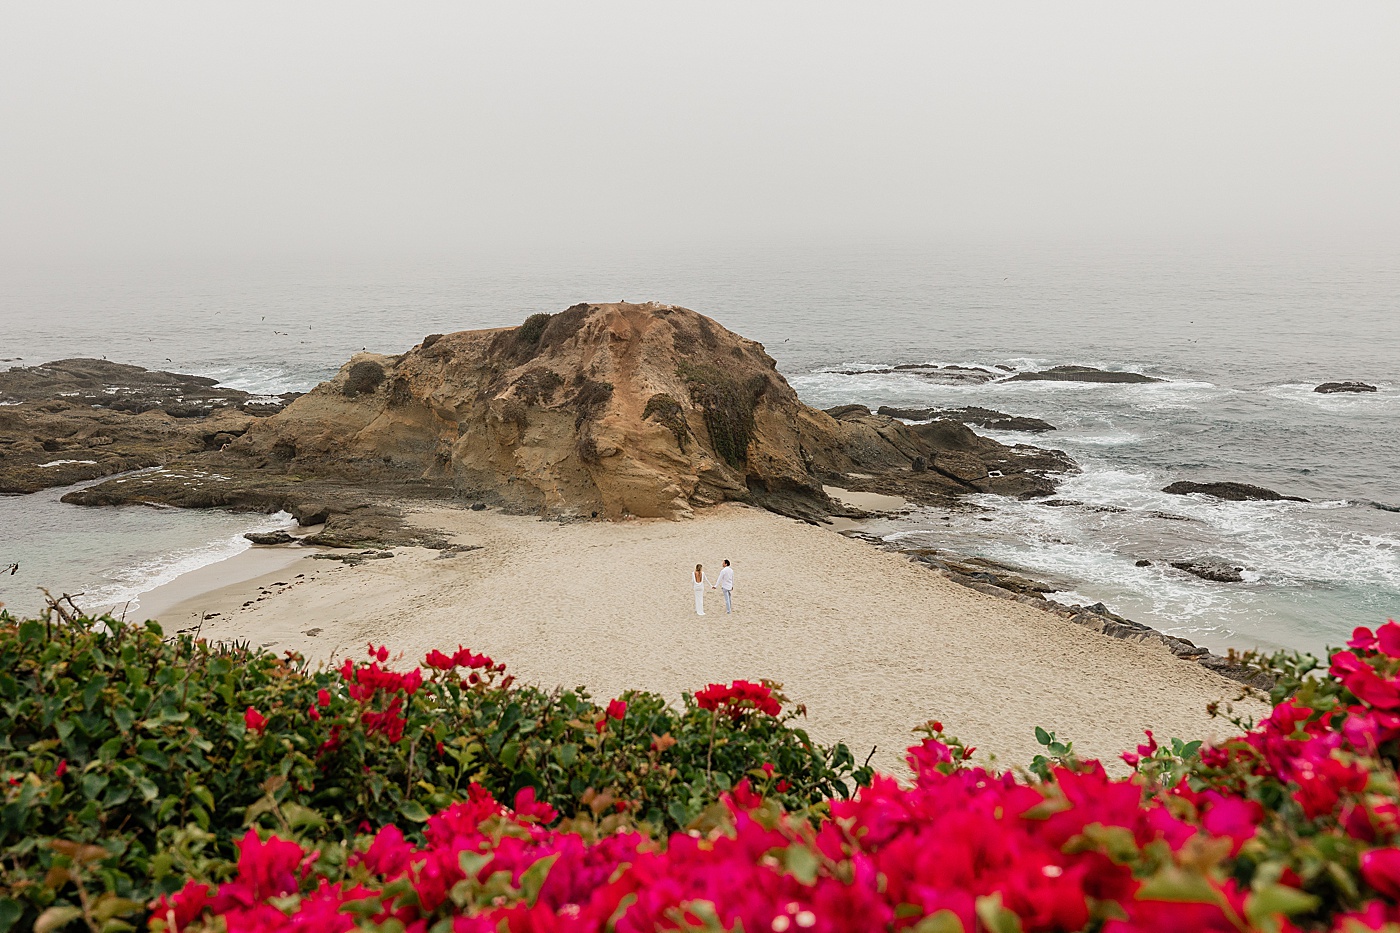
<box><xmin>693</xmin><ymin>563</ymin><xmax>710</xmax><ymax>615</ymax></box>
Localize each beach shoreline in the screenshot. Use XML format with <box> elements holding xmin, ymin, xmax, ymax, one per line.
<box><xmin>147</xmin><ymin>498</ymin><xmax>1266</xmax><ymax>775</ymax></box>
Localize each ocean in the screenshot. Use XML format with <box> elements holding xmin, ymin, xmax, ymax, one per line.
<box><xmin>2</xmin><ymin>239</ymin><xmax>1397</xmax><ymax>654</ymax></box>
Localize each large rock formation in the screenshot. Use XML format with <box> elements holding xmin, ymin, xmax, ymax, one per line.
<box><xmin>212</xmin><ymin>303</ymin><xmax>1074</xmax><ymax>521</ymax></box>
<box><xmin>51</xmin><ymin>304</ymin><xmax>1078</xmax><ymax>535</ymax></box>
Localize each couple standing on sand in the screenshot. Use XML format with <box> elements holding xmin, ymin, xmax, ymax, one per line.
<box><xmin>692</xmin><ymin>560</ymin><xmax>733</xmax><ymax>616</ymax></box>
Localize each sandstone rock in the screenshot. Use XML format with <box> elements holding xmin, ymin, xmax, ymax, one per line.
<box><xmin>1162</xmin><ymin>481</ymin><xmax>1308</xmax><ymax>503</ymax></box>
<box><xmin>1315</xmin><ymin>381</ymin><xmax>1378</xmax><ymax>394</ymax></box>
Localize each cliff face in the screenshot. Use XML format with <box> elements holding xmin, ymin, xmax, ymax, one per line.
<box><xmin>225</xmin><ymin>303</ymin><xmax>1073</xmax><ymax>522</ymax></box>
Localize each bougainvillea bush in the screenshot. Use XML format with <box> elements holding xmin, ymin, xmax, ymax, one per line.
<box><xmin>0</xmin><ymin>614</ymin><xmax>866</xmax><ymax>932</ymax></box>
<box><xmin>138</xmin><ymin>620</ymin><xmax>1400</xmax><ymax>933</ymax></box>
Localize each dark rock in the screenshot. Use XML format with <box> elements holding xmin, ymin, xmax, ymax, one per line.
<box><xmin>1004</xmin><ymin>365</ymin><xmax>1161</xmax><ymax>384</ymax></box>
<box><xmin>1171</xmin><ymin>559</ymin><xmax>1247</xmax><ymax>583</ymax></box>
<box><xmin>1162</xmin><ymin>481</ymin><xmax>1308</xmax><ymax>503</ymax></box>
<box><xmin>0</xmin><ymin>358</ymin><xmax>264</xmax><ymax>494</ymax></box>
<box><xmin>910</xmin><ymin>455</ymin><xmax>927</xmax><ymax>473</ymax></box>
<box><xmin>470</xmin><ymin>501</ymin><xmax>487</xmax><ymax>511</ymax></box>
<box><xmin>823</xmin><ymin>404</ymin><xmax>871</xmax><ymax>419</ymax></box>
<box><xmin>244</xmin><ymin>530</ymin><xmax>296</xmax><ymax>545</ymax></box>
<box><xmin>1135</xmin><ymin>559</ymin><xmax>1152</xmax><ymax>567</ymax></box>
<box><xmin>291</xmin><ymin>502</ymin><xmax>331</xmax><ymax>526</ymax></box>
<box><xmin>1199</xmin><ymin>653</ymin><xmax>1275</xmax><ymax>690</ymax></box>
<box><xmin>1315</xmin><ymin>381</ymin><xmax>1378</xmax><ymax>394</ymax></box>
<box><xmin>878</xmin><ymin>405</ymin><xmax>1056</xmax><ymax>433</ymax></box>
<box><xmin>826</xmin><ymin>365</ymin><xmax>998</xmax><ymax>385</ymax></box>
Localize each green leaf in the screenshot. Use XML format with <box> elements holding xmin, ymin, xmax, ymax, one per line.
<box><xmin>399</xmin><ymin>800</ymin><xmax>430</xmax><ymax>823</ymax></box>
<box><xmin>93</xmin><ymin>894</ymin><xmax>144</xmax><ymax>922</ymax></box>
<box><xmin>1245</xmin><ymin>884</ymin><xmax>1320</xmax><ymax>926</ymax></box>
<box><xmin>1034</xmin><ymin>726</ymin><xmax>1051</xmax><ymax>745</ymax></box>
<box><xmin>974</xmin><ymin>893</ymin><xmax>1024</xmax><ymax>933</ymax></box>
<box><xmin>283</xmin><ymin>802</ymin><xmax>327</xmax><ymax>832</ymax></box>
<box><xmin>0</xmin><ymin>899</ymin><xmax>24</xmax><ymax>933</ymax></box>
<box><xmin>34</xmin><ymin>906</ymin><xmax>85</xmax><ymax>933</ymax></box>
<box><xmin>1136</xmin><ymin>867</ymin><xmax>1222</xmax><ymax>904</ymax></box>
<box><xmin>783</xmin><ymin>845</ymin><xmax>819</xmax><ymax>885</ymax></box>
<box><xmin>911</xmin><ymin>910</ymin><xmax>967</xmax><ymax>933</ymax></box>
<box><xmin>518</xmin><ymin>853</ymin><xmax>560</xmax><ymax>907</ymax></box>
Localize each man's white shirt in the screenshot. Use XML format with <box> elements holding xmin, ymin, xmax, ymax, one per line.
<box><xmin>717</xmin><ymin>566</ymin><xmax>734</xmax><ymax>591</ymax></box>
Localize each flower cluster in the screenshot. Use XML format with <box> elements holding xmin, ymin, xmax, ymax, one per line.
<box><xmin>424</xmin><ymin>646</ymin><xmax>504</xmax><ymax>673</ymax></box>
<box><xmin>153</xmin><ymin>622</ymin><xmax>1400</xmax><ymax>933</ymax></box>
<box><xmin>695</xmin><ymin>679</ymin><xmax>782</xmax><ymax>717</ymax></box>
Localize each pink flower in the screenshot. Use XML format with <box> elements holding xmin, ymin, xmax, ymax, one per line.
<box><xmin>513</xmin><ymin>786</ymin><xmax>558</xmax><ymax>825</ymax></box>
<box><xmin>607</xmin><ymin>699</ymin><xmax>627</xmax><ymax>721</ymax></box>
<box><xmin>244</xmin><ymin>707</ymin><xmax>268</xmax><ymax>735</ymax></box>
<box><xmin>425</xmin><ymin>649</ymin><xmax>456</xmax><ymax>670</ymax></box>
<box><xmin>151</xmin><ymin>879</ymin><xmax>212</xmax><ymax>929</ymax></box>
<box><xmin>1362</xmin><ymin>848</ymin><xmax>1400</xmax><ymax>900</ymax></box>
<box><xmin>307</xmin><ymin>704</ymin><xmax>321</xmax><ymax>721</ymax></box>
<box><xmin>54</xmin><ymin>759</ymin><xmax>67</xmax><ymax>779</ymax></box>
<box><xmin>316</xmin><ymin>688</ymin><xmax>331</xmax><ymax>707</ymax></box>
<box><xmin>1379</xmin><ymin>620</ymin><xmax>1400</xmax><ymax>658</ymax></box>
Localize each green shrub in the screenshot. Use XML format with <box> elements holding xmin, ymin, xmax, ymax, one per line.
<box><xmin>0</xmin><ymin>613</ymin><xmax>866</xmax><ymax>930</ymax></box>
<box><xmin>643</xmin><ymin>393</ymin><xmax>690</xmax><ymax>451</ymax></box>
<box><xmin>517</xmin><ymin>313</ymin><xmax>552</xmax><ymax>347</ymax></box>
<box><xmin>677</xmin><ymin>363</ymin><xmax>766</xmax><ymax>468</ymax></box>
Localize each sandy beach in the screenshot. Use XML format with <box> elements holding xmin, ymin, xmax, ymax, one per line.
<box><xmin>145</xmin><ymin>501</ymin><xmax>1266</xmax><ymax>774</ymax></box>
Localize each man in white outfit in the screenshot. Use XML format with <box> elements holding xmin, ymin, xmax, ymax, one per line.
<box><xmin>715</xmin><ymin>560</ymin><xmax>734</xmax><ymax>614</ymax></box>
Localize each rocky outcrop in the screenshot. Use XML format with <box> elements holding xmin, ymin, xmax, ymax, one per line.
<box><xmin>820</xmin><ymin>407</ymin><xmax>1075</xmax><ymax>502</ymax></box>
<box><xmin>1171</xmin><ymin>559</ymin><xmax>1247</xmax><ymax>583</ymax></box>
<box><xmin>877</xmin><ymin>405</ymin><xmax>1057</xmax><ymax>433</ymax></box>
<box><xmin>244</xmin><ymin>530</ymin><xmax>297</xmax><ymax>545</ymax></box>
<box><xmin>0</xmin><ymin>359</ymin><xmax>295</xmax><ymax>494</ymax></box>
<box><xmin>826</xmin><ymin>364</ymin><xmax>1000</xmax><ymax>385</ymax></box>
<box><xmin>1162</xmin><ymin>481</ymin><xmax>1308</xmax><ymax>503</ymax></box>
<box><xmin>1315</xmin><ymin>381</ymin><xmax>1378</xmax><ymax>394</ymax></box>
<box><xmin>1004</xmin><ymin>365</ymin><xmax>1160</xmax><ymax>384</ymax></box>
<box><xmin>59</xmin><ymin>304</ymin><xmax>1079</xmax><ymax>527</ymax></box>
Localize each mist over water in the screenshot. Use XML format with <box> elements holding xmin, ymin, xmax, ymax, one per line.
<box><xmin>2</xmin><ymin>239</ymin><xmax>1397</xmax><ymax>651</ymax></box>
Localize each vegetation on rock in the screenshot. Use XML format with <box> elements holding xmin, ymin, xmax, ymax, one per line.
<box><xmin>342</xmin><ymin>361</ymin><xmax>385</xmax><ymax>398</ymax></box>
<box><xmin>643</xmin><ymin>393</ymin><xmax>690</xmax><ymax>451</ymax></box>
<box><xmin>678</xmin><ymin>362</ymin><xmax>766</xmax><ymax>468</ymax></box>
<box><xmin>516</xmin><ymin>313</ymin><xmax>553</xmax><ymax>349</ymax></box>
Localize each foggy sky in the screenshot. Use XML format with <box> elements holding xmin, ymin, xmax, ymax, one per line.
<box><xmin>3</xmin><ymin>1</ymin><xmax>1398</xmax><ymax>261</ymax></box>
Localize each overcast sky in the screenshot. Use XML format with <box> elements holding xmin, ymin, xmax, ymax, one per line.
<box><xmin>2</xmin><ymin>2</ymin><xmax>1398</xmax><ymax>261</ymax></box>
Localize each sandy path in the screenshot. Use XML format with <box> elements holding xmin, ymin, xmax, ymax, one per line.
<box><xmin>155</xmin><ymin>503</ymin><xmax>1265</xmax><ymax>774</ymax></box>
